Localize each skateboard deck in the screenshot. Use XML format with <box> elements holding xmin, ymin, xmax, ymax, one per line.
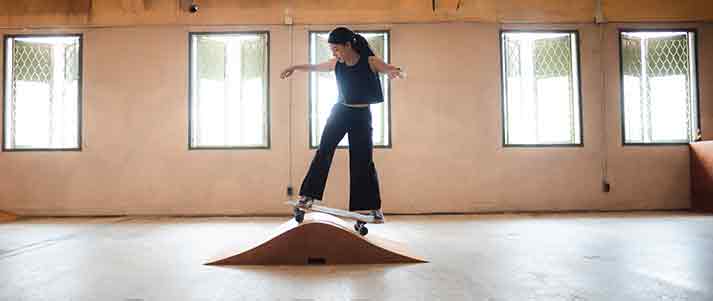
<box><xmin>286</xmin><ymin>200</ymin><xmax>378</xmax><ymax>236</ymax></box>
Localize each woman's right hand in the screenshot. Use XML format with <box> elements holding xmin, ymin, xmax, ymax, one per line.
<box><xmin>280</xmin><ymin>67</ymin><xmax>294</xmax><ymax>79</ymax></box>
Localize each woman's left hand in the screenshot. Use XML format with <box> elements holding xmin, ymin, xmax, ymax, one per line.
<box><xmin>387</xmin><ymin>68</ymin><xmax>405</xmax><ymax>80</ymax></box>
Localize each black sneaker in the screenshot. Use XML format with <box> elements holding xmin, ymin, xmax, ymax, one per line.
<box><xmin>370</xmin><ymin>209</ymin><xmax>385</xmax><ymax>224</ymax></box>
<box><xmin>296</xmin><ymin>196</ymin><xmax>321</xmax><ymax>209</ymax></box>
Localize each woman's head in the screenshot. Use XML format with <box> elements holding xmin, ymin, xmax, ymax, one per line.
<box><xmin>327</xmin><ymin>27</ymin><xmax>374</xmax><ymax>62</ymax></box>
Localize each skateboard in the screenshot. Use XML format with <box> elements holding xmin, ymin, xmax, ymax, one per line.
<box><xmin>286</xmin><ymin>200</ymin><xmax>378</xmax><ymax>236</ymax></box>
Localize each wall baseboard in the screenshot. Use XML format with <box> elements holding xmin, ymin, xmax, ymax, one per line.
<box><xmin>0</xmin><ymin>210</ymin><xmax>17</xmax><ymax>222</ymax></box>
<box><xmin>0</xmin><ymin>205</ymin><xmax>695</xmax><ymax>218</ymax></box>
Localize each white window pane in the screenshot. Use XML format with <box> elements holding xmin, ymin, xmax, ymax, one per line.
<box><xmin>502</xmin><ymin>32</ymin><xmax>581</xmax><ymax>145</ymax></box>
<box><xmin>624</xmin><ymin>75</ymin><xmax>644</xmax><ymax>142</ymax></box>
<box><xmin>649</xmin><ymin>75</ymin><xmax>688</xmax><ymax>141</ymax></box>
<box><xmin>190</xmin><ymin>33</ymin><xmax>269</xmax><ymax>148</ymax></box>
<box><xmin>14</xmin><ymin>81</ymin><xmax>50</xmax><ymax>147</ymax></box>
<box><xmin>537</xmin><ymin>77</ymin><xmax>574</xmax><ymax>143</ymax></box>
<box><xmin>621</xmin><ymin>31</ymin><xmax>697</xmax><ymax>144</ymax></box>
<box><xmin>4</xmin><ymin>36</ymin><xmax>81</xmax><ymax>150</ymax></box>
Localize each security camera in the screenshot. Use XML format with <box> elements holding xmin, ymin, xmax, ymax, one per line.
<box><xmin>189</xmin><ymin>3</ymin><xmax>199</xmax><ymax>13</ymax></box>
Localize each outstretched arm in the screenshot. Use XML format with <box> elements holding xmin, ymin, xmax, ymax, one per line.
<box><xmin>368</xmin><ymin>56</ymin><xmax>405</xmax><ymax>79</ymax></box>
<box><xmin>281</xmin><ymin>58</ymin><xmax>337</xmax><ymax>79</ymax></box>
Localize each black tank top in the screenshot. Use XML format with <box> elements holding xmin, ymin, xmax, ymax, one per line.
<box><xmin>334</xmin><ymin>54</ymin><xmax>384</xmax><ymax>105</ymax></box>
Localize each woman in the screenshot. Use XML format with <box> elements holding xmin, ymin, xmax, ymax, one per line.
<box><xmin>280</xmin><ymin>27</ymin><xmax>404</xmax><ymax>223</ymax></box>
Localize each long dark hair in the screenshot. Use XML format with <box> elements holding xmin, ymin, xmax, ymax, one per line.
<box><xmin>327</xmin><ymin>27</ymin><xmax>375</xmax><ymax>57</ymax></box>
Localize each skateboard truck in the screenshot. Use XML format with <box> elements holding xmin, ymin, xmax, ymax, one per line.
<box><xmin>287</xmin><ymin>200</ymin><xmax>375</xmax><ymax>236</ymax></box>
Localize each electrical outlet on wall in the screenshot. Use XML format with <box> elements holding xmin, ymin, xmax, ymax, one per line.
<box><xmin>602</xmin><ymin>181</ymin><xmax>611</xmax><ymax>193</ymax></box>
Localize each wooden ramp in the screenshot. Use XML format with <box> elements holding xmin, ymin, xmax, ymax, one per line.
<box><xmin>0</xmin><ymin>211</ymin><xmax>16</xmax><ymax>223</ymax></box>
<box><xmin>206</xmin><ymin>212</ymin><xmax>427</xmax><ymax>265</ymax></box>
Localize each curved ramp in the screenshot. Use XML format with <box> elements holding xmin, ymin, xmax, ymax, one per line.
<box><xmin>206</xmin><ymin>212</ymin><xmax>427</xmax><ymax>265</ymax></box>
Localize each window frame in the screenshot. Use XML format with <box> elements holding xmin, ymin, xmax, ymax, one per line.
<box><xmin>499</xmin><ymin>29</ymin><xmax>585</xmax><ymax>148</ymax></box>
<box><xmin>2</xmin><ymin>33</ymin><xmax>84</xmax><ymax>152</ymax></box>
<box><xmin>187</xmin><ymin>31</ymin><xmax>271</xmax><ymax>150</ymax></box>
<box><xmin>618</xmin><ymin>28</ymin><xmax>701</xmax><ymax>146</ymax></box>
<box><xmin>307</xmin><ymin>30</ymin><xmax>392</xmax><ymax>150</ymax></box>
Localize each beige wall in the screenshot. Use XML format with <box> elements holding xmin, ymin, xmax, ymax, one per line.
<box><xmin>0</xmin><ymin>22</ymin><xmax>711</xmax><ymax>215</ymax></box>
<box><xmin>1</xmin><ymin>0</ymin><xmax>712</xmax><ymax>27</ymax></box>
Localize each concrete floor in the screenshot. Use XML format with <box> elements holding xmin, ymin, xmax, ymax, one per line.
<box><xmin>1</xmin><ymin>211</ymin><xmax>712</xmax><ymax>300</ymax></box>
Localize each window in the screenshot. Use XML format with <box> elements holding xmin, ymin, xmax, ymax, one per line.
<box><xmin>189</xmin><ymin>32</ymin><xmax>269</xmax><ymax>149</ymax></box>
<box><xmin>501</xmin><ymin>31</ymin><xmax>582</xmax><ymax>146</ymax></box>
<box><xmin>3</xmin><ymin>35</ymin><xmax>82</xmax><ymax>151</ymax></box>
<box><xmin>620</xmin><ymin>30</ymin><xmax>699</xmax><ymax>144</ymax></box>
<box><xmin>309</xmin><ymin>31</ymin><xmax>391</xmax><ymax>148</ymax></box>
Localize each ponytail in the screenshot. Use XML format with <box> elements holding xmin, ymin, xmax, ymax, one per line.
<box><xmin>328</xmin><ymin>27</ymin><xmax>375</xmax><ymax>56</ymax></box>
<box><xmin>352</xmin><ymin>33</ymin><xmax>375</xmax><ymax>57</ymax></box>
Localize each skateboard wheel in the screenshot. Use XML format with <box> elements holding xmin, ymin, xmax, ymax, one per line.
<box><xmin>354</xmin><ymin>222</ymin><xmax>368</xmax><ymax>236</ymax></box>
<box><xmin>359</xmin><ymin>226</ymin><xmax>368</xmax><ymax>236</ymax></box>
<box><xmin>294</xmin><ymin>208</ymin><xmax>304</xmax><ymax>223</ymax></box>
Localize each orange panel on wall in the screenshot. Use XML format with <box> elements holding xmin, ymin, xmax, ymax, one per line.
<box><xmin>603</xmin><ymin>0</ymin><xmax>713</xmax><ymax>22</ymax></box>
<box><xmin>691</xmin><ymin>142</ymin><xmax>713</xmax><ymax>212</ymax></box>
